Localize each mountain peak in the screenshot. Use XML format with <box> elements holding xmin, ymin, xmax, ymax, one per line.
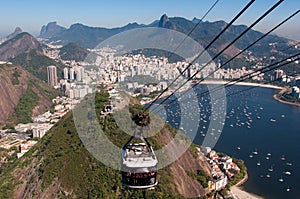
<box><xmin>158</xmin><ymin>14</ymin><xmax>169</xmax><ymax>27</ymax></box>
<box><xmin>158</xmin><ymin>14</ymin><xmax>176</xmax><ymax>30</ymax></box>
<box><xmin>192</xmin><ymin>17</ymin><xmax>201</xmax><ymax>24</ymax></box>
<box><xmin>0</xmin><ymin>32</ymin><xmax>43</xmax><ymax>61</ymax></box>
<box><xmin>0</xmin><ymin>27</ymin><xmax>23</xmax><ymax>45</ymax></box>
<box><xmin>39</xmin><ymin>21</ymin><xmax>66</xmax><ymax>38</ymax></box>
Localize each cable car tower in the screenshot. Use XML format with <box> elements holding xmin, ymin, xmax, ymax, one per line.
<box><xmin>121</xmin><ymin>112</ymin><xmax>158</xmax><ymax>189</ymax></box>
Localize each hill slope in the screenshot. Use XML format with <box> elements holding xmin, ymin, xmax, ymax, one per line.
<box><xmin>59</xmin><ymin>42</ymin><xmax>89</xmax><ymax>62</ymax></box>
<box><xmin>0</xmin><ymin>27</ymin><xmax>23</xmax><ymax>45</ymax></box>
<box><xmin>0</xmin><ymin>32</ymin><xmax>43</xmax><ymax>61</ymax></box>
<box><xmin>0</xmin><ymin>63</ymin><xmax>60</xmax><ymax>126</ymax></box>
<box><xmin>11</xmin><ymin>49</ymin><xmax>64</xmax><ymax>82</ymax></box>
<box><xmin>0</xmin><ymin>91</ymin><xmax>211</xmax><ymax>198</ymax></box>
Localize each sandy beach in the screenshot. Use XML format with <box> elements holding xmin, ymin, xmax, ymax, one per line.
<box><xmin>198</xmin><ymin>80</ymin><xmax>282</xmax><ymax>90</ymax></box>
<box><xmin>228</xmin><ymin>174</ymin><xmax>264</xmax><ymax>199</ymax></box>
<box><xmin>231</xmin><ymin>186</ymin><xmax>264</xmax><ymax>199</ymax></box>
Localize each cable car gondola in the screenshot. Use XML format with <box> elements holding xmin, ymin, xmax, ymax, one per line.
<box><xmin>121</xmin><ymin>133</ymin><xmax>158</xmax><ymax>189</ymax></box>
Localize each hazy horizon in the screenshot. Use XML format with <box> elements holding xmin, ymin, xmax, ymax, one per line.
<box><xmin>0</xmin><ymin>0</ymin><xmax>299</xmax><ymax>41</ymax></box>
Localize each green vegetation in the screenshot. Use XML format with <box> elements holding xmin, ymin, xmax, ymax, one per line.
<box><xmin>0</xmin><ymin>90</ymin><xmax>182</xmax><ymax>198</ymax></box>
<box><xmin>228</xmin><ymin>158</ymin><xmax>247</xmax><ymax>187</ymax></box>
<box><xmin>7</xmin><ymin>82</ymin><xmax>39</xmax><ymax>124</ymax></box>
<box><xmin>11</xmin><ymin>49</ymin><xmax>65</xmax><ymax>82</ymax></box>
<box><xmin>187</xmin><ymin>170</ymin><xmax>211</xmax><ymax>188</ymax></box>
<box><xmin>0</xmin><ymin>90</ymin><xmax>211</xmax><ymax>198</ymax></box>
<box><xmin>11</xmin><ymin>70</ymin><xmax>20</xmax><ymax>85</ymax></box>
<box><xmin>281</xmin><ymin>91</ymin><xmax>300</xmax><ymax>104</ymax></box>
<box><xmin>59</xmin><ymin>42</ymin><xmax>89</xmax><ymax>62</ymax></box>
<box><xmin>7</xmin><ymin>78</ymin><xmax>60</xmax><ymax>126</ymax></box>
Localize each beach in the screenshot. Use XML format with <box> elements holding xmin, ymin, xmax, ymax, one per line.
<box><xmin>230</xmin><ymin>174</ymin><xmax>264</xmax><ymax>199</ymax></box>
<box><xmin>198</xmin><ymin>80</ymin><xmax>282</xmax><ymax>90</ymax></box>
<box><xmin>231</xmin><ymin>186</ymin><xmax>264</xmax><ymax>199</ymax></box>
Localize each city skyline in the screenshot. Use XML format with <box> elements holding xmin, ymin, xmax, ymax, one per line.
<box><xmin>0</xmin><ymin>0</ymin><xmax>299</xmax><ymax>41</ymax></box>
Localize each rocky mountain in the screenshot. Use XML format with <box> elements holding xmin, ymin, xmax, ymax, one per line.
<box><xmin>39</xmin><ymin>22</ymin><xmax>143</xmax><ymax>48</ymax></box>
<box><xmin>0</xmin><ymin>63</ymin><xmax>60</xmax><ymax>127</ymax></box>
<box><xmin>37</xmin><ymin>14</ymin><xmax>299</xmax><ymax>71</ymax></box>
<box><xmin>158</xmin><ymin>14</ymin><xmax>176</xmax><ymax>30</ymax></box>
<box><xmin>39</xmin><ymin>22</ymin><xmax>66</xmax><ymax>38</ymax></box>
<box><xmin>0</xmin><ymin>32</ymin><xmax>43</xmax><ymax>61</ymax></box>
<box><xmin>0</xmin><ymin>91</ymin><xmax>212</xmax><ymax>198</ymax></box>
<box><xmin>39</xmin><ymin>14</ymin><xmax>292</xmax><ymax>53</ymax></box>
<box><xmin>0</xmin><ymin>32</ymin><xmax>66</xmax><ymax>82</ymax></box>
<box><xmin>0</xmin><ymin>27</ymin><xmax>23</xmax><ymax>45</ymax></box>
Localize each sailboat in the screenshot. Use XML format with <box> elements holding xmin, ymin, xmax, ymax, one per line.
<box><xmin>278</xmin><ymin>177</ymin><xmax>284</xmax><ymax>182</ymax></box>
<box><xmin>284</xmin><ymin>171</ymin><xmax>291</xmax><ymax>175</ymax></box>
<box><xmin>268</xmin><ymin>166</ymin><xmax>274</xmax><ymax>172</ymax></box>
<box><xmin>257</xmin><ymin>161</ymin><xmax>261</xmax><ymax>166</ymax></box>
<box><xmin>253</xmin><ymin>149</ymin><xmax>258</xmax><ymax>155</ymax></box>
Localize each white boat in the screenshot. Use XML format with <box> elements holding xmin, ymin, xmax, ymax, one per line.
<box><xmin>257</xmin><ymin>161</ymin><xmax>261</xmax><ymax>166</ymax></box>
<box><xmin>284</xmin><ymin>171</ymin><xmax>291</xmax><ymax>175</ymax></box>
<box><xmin>286</xmin><ymin>187</ymin><xmax>290</xmax><ymax>192</ymax></box>
<box><xmin>268</xmin><ymin>166</ymin><xmax>274</xmax><ymax>172</ymax></box>
<box><xmin>286</xmin><ymin>162</ymin><xmax>292</xmax><ymax>166</ymax></box>
<box><xmin>270</xmin><ymin>119</ymin><xmax>276</xmax><ymax>122</ymax></box>
<box><xmin>253</xmin><ymin>150</ymin><xmax>258</xmax><ymax>155</ymax></box>
<box><xmin>278</xmin><ymin>177</ymin><xmax>284</xmax><ymax>182</ymax></box>
<box><xmin>266</xmin><ymin>174</ymin><xmax>271</xmax><ymax>178</ymax></box>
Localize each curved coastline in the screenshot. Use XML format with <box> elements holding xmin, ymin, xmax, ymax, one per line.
<box><xmin>273</xmin><ymin>87</ymin><xmax>300</xmax><ymax>107</ymax></box>
<box><xmin>197</xmin><ymin>80</ymin><xmax>300</xmax><ymax>107</ymax></box>
<box><xmin>231</xmin><ymin>173</ymin><xmax>264</xmax><ymax>199</ymax></box>
<box><xmin>198</xmin><ymin>80</ymin><xmax>282</xmax><ymax>90</ymax></box>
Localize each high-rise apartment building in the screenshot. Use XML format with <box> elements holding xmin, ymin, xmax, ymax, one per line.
<box><xmin>47</xmin><ymin>65</ymin><xmax>58</xmax><ymax>87</ymax></box>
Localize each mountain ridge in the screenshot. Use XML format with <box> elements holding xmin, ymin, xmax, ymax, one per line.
<box><xmin>0</xmin><ymin>63</ymin><xmax>60</xmax><ymax>126</ymax></box>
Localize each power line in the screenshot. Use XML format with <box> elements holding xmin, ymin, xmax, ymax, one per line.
<box><xmin>223</xmin><ymin>70</ymin><xmax>299</xmax><ymax>100</ymax></box>
<box><xmin>150</xmin><ymin>0</ymin><xmax>284</xmax><ymax>113</ymax></box>
<box><xmin>179</xmin><ymin>9</ymin><xmax>300</xmax><ymax>99</ymax></box>
<box><xmin>146</xmin><ymin>0</ymin><xmax>256</xmax><ymax>110</ymax></box>
<box><xmin>153</xmin><ymin>53</ymin><xmax>299</xmax><ymax>114</ymax></box>
<box><xmin>194</xmin><ymin>52</ymin><xmax>300</xmax><ymax>99</ymax></box>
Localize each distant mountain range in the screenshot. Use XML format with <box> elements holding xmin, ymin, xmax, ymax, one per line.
<box><xmin>0</xmin><ymin>27</ymin><xmax>22</xmax><ymax>45</ymax></box>
<box><xmin>38</xmin><ymin>14</ymin><xmax>294</xmax><ymax>54</ymax></box>
<box><xmin>36</xmin><ymin>14</ymin><xmax>300</xmax><ymax>73</ymax></box>
<box><xmin>0</xmin><ymin>14</ymin><xmax>299</xmax><ymax>84</ymax></box>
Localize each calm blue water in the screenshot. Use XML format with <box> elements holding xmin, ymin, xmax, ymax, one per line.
<box><xmin>162</xmin><ymin>84</ymin><xmax>300</xmax><ymax>199</ymax></box>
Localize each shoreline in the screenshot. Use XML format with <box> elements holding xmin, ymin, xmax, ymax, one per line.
<box><xmin>197</xmin><ymin>80</ymin><xmax>282</xmax><ymax>90</ymax></box>
<box><xmin>273</xmin><ymin>87</ymin><xmax>300</xmax><ymax>107</ymax></box>
<box><xmin>197</xmin><ymin>80</ymin><xmax>300</xmax><ymax>107</ymax></box>
<box><xmin>231</xmin><ymin>173</ymin><xmax>264</xmax><ymax>199</ymax></box>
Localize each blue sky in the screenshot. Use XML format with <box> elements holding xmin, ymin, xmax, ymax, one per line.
<box><xmin>1</xmin><ymin>0</ymin><xmax>299</xmax><ymax>40</ymax></box>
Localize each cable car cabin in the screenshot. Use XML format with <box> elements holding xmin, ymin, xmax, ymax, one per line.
<box><xmin>121</xmin><ymin>137</ymin><xmax>158</xmax><ymax>189</ymax></box>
